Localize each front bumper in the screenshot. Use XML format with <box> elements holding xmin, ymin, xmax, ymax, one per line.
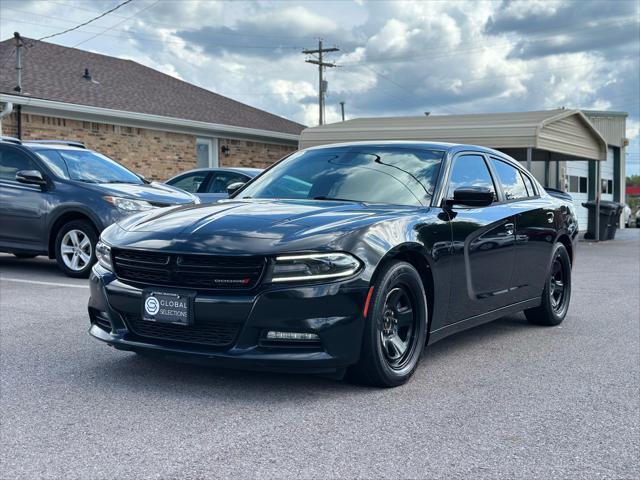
<box><xmin>88</xmin><ymin>265</ymin><xmax>369</xmax><ymax>373</ymax></box>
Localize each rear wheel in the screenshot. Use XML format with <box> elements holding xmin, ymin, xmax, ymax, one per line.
<box><xmin>348</xmin><ymin>261</ymin><xmax>427</xmax><ymax>388</ymax></box>
<box><xmin>54</xmin><ymin>220</ymin><xmax>98</xmax><ymax>278</ymax></box>
<box><xmin>525</xmin><ymin>243</ymin><xmax>571</xmax><ymax>326</ymax></box>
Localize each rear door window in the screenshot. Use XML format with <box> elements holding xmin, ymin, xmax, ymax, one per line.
<box><xmin>522</xmin><ymin>172</ymin><xmax>537</xmax><ymax>197</ymax></box>
<box><xmin>490</xmin><ymin>158</ymin><xmax>529</xmax><ymax>200</ymax></box>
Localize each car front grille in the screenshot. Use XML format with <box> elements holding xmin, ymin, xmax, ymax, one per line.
<box><xmin>111</xmin><ymin>249</ymin><xmax>266</xmax><ymax>291</ymax></box>
<box><xmin>124</xmin><ymin>315</ymin><xmax>240</xmax><ymax>347</ymax></box>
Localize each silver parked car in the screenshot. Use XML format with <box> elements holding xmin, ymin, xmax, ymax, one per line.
<box><xmin>165</xmin><ymin>167</ymin><xmax>262</xmax><ymax>203</ymax></box>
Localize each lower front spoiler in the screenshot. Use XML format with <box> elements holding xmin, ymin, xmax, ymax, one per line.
<box><xmin>89</xmin><ymin>324</ymin><xmax>348</xmax><ymax>375</ymax></box>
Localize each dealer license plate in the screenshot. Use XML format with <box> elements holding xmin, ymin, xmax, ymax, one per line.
<box><xmin>142</xmin><ymin>290</ymin><xmax>193</xmax><ymax>326</ymax></box>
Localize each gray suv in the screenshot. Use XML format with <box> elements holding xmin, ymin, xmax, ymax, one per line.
<box><xmin>0</xmin><ymin>137</ymin><xmax>197</xmax><ymax>277</ymax></box>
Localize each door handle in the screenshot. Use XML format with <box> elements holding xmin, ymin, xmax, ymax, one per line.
<box><xmin>504</xmin><ymin>222</ymin><xmax>515</xmax><ymax>235</ymax></box>
<box><xmin>547</xmin><ymin>212</ymin><xmax>555</xmax><ymax>224</ymax></box>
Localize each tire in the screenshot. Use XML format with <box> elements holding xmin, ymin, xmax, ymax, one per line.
<box><xmin>348</xmin><ymin>261</ymin><xmax>428</xmax><ymax>388</ymax></box>
<box><xmin>13</xmin><ymin>253</ymin><xmax>38</xmax><ymax>259</ymax></box>
<box><xmin>54</xmin><ymin>220</ymin><xmax>98</xmax><ymax>278</ymax></box>
<box><xmin>524</xmin><ymin>243</ymin><xmax>572</xmax><ymax>326</ymax></box>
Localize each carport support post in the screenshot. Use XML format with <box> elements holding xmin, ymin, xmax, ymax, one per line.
<box><xmin>526</xmin><ymin>147</ymin><xmax>532</xmax><ymax>172</ymax></box>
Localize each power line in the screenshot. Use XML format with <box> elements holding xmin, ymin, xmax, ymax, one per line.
<box><xmin>2</xmin><ymin>16</ymin><xmax>308</xmax><ymax>50</ymax></box>
<box><xmin>37</xmin><ymin>0</ymin><xmax>135</xmax><ymax>41</ymax></box>
<box><xmin>72</xmin><ymin>0</ymin><xmax>160</xmax><ymax>48</ymax></box>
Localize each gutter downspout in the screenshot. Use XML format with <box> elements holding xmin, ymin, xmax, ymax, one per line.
<box><xmin>0</xmin><ymin>101</ymin><xmax>14</xmax><ymax>137</ymax></box>
<box><xmin>15</xmin><ymin>104</ymin><xmax>22</xmax><ymax>139</ymax></box>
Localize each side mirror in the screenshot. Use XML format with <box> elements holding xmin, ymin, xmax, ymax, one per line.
<box><xmin>16</xmin><ymin>170</ymin><xmax>46</xmax><ymax>186</ymax></box>
<box><xmin>227</xmin><ymin>181</ymin><xmax>245</xmax><ymax>197</ymax></box>
<box><xmin>446</xmin><ymin>186</ymin><xmax>494</xmax><ymax>207</ymax></box>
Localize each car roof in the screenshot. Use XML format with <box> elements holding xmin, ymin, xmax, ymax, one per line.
<box><xmin>172</xmin><ymin>167</ymin><xmax>263</xmax><ymax>177</ymax></box>
<box><xmin>304</xmin><ymin>140</ymin><xmax>511</xmax><ymax>158</ymax></box>
<box><xmin>22</xmin><ymin>143</ymin><xmax>88</xmax><ymax>151</ymax></box>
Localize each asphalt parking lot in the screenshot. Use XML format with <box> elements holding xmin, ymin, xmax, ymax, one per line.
<box><xmin>1</xmin><ymin>231</ymin><xmax>638</xmax><ymax>479</ymax></box>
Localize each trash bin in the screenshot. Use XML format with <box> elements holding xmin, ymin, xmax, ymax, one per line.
<box><xmin>606</xmin><ymin>201</ymin><xmax>623</xmax><ymax>240</ymax></box>
<box><xmin>582</xmin><ymin>200</ymin><xmax>620</xmax><ymax>240</ymax></box>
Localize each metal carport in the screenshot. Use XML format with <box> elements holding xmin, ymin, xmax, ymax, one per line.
<box><xmin>299</xmin><ymin>109</ymin><xmax>607</xmax><ymax>164</ymax></box>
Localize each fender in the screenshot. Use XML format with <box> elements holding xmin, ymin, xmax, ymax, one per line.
<box><xmin>46</xmin><ymin>204</ymin><xmax>106</xmax><ymax>257</ymax></box>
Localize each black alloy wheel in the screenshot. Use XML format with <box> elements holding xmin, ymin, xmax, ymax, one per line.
<box><xmin>525</xmin><ymin>243</ymin><xmax>571</xmax><ymax>326</ymax></box>
<box><xmin>349</xmin><ymin>260</ymin><xmax>427</xmax><ymax>388</ymax></box>
<box><xmin>549</xmin><ymin>254</ymin><xmax>567</xmax><ymax>314</ymax></box>
<box><xmin>379</xmin><ymin>286</ymin><xmax>419</xmax><ymax>370</ymax></box>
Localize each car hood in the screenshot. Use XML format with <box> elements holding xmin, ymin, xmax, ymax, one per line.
<box><xmin>107</xmin><ymin>199</ymin><xmax>423</xmax><ymax>254</ymax></box>
<box><xmin>93</xmin><ymin>181</ymin><xmax>196</xmax><ymax>205</ymax></box>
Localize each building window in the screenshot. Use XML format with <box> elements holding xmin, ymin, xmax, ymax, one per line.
<box><xmin>601</xmin><ymin>179</ymin><xmax>614</xmax><ymax>195</ymax></box>
<box><xmin>567</xmin><ymin>175</ymin><xmax>588</xmax><ymax>193</ymax></box>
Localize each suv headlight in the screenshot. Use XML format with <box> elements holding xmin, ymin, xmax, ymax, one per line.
<box><xmin>95</xmin><ymin>241</ymin><xmax>112</xmax><ymax>271</ymax></box>
<box><xmin>267</xmin><ymin>252</ymin><xmax>361</xmax><ymax>283</ymax></box>
<box><xmin>104</xmin><ymin>196</ymin><xmax>155</xmax><ymax>212</ymax></box>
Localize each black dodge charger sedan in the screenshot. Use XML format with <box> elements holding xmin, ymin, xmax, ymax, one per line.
<box><xmin>89</xmin><ymin>142</ymin><xmax>578</xmax><ymax>387</ymax></box>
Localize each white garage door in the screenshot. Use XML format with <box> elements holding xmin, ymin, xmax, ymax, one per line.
<box><xmin>565</xmin><ymin>147</ymin><xmax>616</xmax><ymax>231</ymax></box>
<box><xmin>566</xmin><ymin>160</ymin><xmax>590</xmax><ymax>230</ymax></box>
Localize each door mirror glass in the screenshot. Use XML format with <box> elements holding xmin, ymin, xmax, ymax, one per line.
<box><xmin>448</xmin><ymin>186</ymin><xmax>494</xmax><ymax>207</ymax></box>
<box><xmin>227</xmin><ymin>181</ymin><xmax>245</xmax><ymax>197</ymax></box>
<box><xmin>16</xmin><ymin>169</ymin><xmax>46</xmax><ymax>185</ymax></box>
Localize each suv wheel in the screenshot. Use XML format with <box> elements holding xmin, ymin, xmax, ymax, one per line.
<box><xmin>348</xmin><ymin>261</ymin><xmax>428</xmax><ymax>388</ymax></box>
<box><xmin>55</xmin><ymin>220</ymin><xmax>98</xmax><ymax>278</ymax></box>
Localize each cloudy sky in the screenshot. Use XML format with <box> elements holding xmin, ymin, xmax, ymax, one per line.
<box><xmin>1</xmin><ymin>0</ymin><xmax>639</xmax><ymax>174</ymax></box>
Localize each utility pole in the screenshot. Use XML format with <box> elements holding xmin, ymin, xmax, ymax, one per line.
<box><xmin>340</xmin><ymin>101</ymin><xmax>345</xmax><ymax>121</ymax></box>
<box><xmin>14</xmin><ymin>32</ymin><xmax>24</xmax><ymax>139</ymax></box>
<box><xmin>303</xmin><ymin>40</ymin><xmax>339</xmax><ymax>125</ymax></box>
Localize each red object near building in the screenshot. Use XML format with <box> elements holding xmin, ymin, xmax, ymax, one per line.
<box><xmin>626</xmin><ymin>186</ymin><xmax>640</xmax><ymax>197</ymax></box>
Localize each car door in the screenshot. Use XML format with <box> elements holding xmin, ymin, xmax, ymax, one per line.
<box><xmin>444</xmin><ymin>152</ymin><xmax>517</xmax><ymax>323</ymax></box>
<box><xmin>489</xmin><ymin>157</ymin><xmax>557</xmax><ymax>303</ymax></box>
<box><xmin>199</xmin><ymin>171</ymin><xmax>250</xmax><ymax>203</ymax></box>
<box><xmin>0</xmin><ymin>145</ymin><xmax>50</xmax><ymax>251</ymax></box>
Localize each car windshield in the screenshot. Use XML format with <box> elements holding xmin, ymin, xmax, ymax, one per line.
<box><xmin>237</xmin><ymin>147</ymin><xmax>444</xmax><ymax>206</ymax></box>
<box><xmin>36</xmin><ymin>149</ymin><xmax>142</xmax><ymax>184</ymax></box>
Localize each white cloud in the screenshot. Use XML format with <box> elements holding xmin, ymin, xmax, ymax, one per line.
<box><xmin>0</xmin><ymin>0</ymin><xmax>636</xmax><ymax>148</ymax></box>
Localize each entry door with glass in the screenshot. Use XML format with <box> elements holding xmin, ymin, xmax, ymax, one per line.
<box><xmin>196</xmin><ymin>138</ymin><xmax>218</xmax><ymax>168</ymax></box>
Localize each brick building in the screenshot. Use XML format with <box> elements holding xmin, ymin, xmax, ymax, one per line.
<box><xmin>0</xmin><ymin>38</ymin><xmax>303</xmax><ymax>180</ymax></box>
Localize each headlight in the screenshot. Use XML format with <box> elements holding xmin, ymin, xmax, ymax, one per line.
<box><xmin>267</xmin><ymin>252</ymin><xmax>361</xmax><ymax>283</ymax></box>
<box><xmin>95</xmin><ymin>241</ymin><xmax>112</xmax><ymax>271</ymax></box>
<box><xmin>104</xmin><ymin>196</ymin><xmax>155</xmax><ymax>212</ymax></box>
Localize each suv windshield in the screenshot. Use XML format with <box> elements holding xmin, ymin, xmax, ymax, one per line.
<box><xmin>238</xmin><ymin>147</ymin><xmax>444</xmax><ymax>206</ymax></box>
<box><xmin>36</xmin><ymin>149</ymin><xmax>142</xmax><ymax>184</ymax></box>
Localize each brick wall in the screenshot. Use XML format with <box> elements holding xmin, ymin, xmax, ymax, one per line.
<box><xmin>218</xmin><ymin>137</ymin><xmax>295</xmax><ymax>169</ymax></box>
<box><xmin>1</xmin><ymin>112</ymin><xmax>297</xmax><ymax>180</ymax></box>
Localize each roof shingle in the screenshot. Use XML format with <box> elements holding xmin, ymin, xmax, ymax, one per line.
<box><xmin>0</xmin><ymin>37</ymin><xmax>305</xmax><ymax>136</ymax></box>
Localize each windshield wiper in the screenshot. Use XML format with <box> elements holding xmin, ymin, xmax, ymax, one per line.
<box><xmin>102</xmin><ymin>180</ymin><xmax>141</xmax><ymax>184</ymax></box>
<box><xmin>312</xmin><ymin>196</ymin><xmax>361</xmax><ymax>203</ymax></box>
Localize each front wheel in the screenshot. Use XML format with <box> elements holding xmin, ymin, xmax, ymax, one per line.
<box><xmin>348</xmin><ymin>261</ymin><xmax>428</xmax><ymax>388</ymax></box>
<box><xmin>525</xmin><ymin>243</ymin><xmax>572</xmax><ymax>326</ymax></box>
<box><xmin>54</xmin><ymin>220</ymin><xmax>98</xmax><ymax>278</ymax></box>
